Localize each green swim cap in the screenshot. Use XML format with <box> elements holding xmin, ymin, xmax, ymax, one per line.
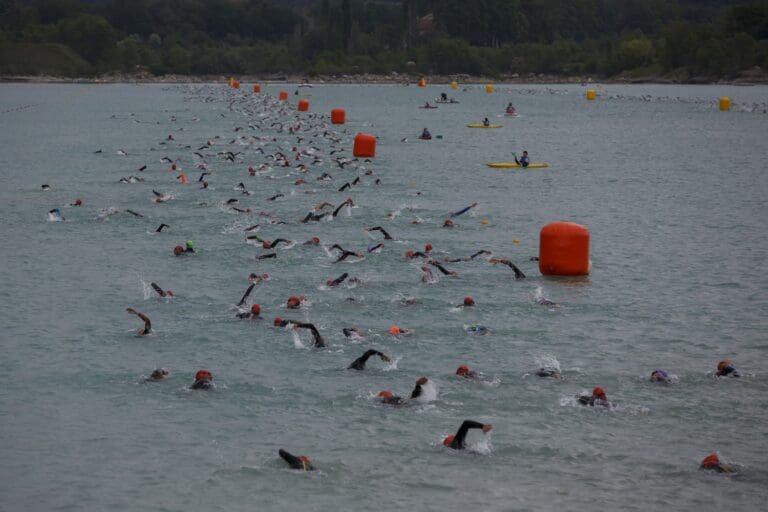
<box><xmin>186</xmin><ymin>240</ymin><xmax>194</xmax><ymax>249</ymax></box>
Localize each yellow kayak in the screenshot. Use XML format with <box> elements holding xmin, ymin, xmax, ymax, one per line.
<box><xmin>467</xmin><ymin>124</ymin><xmax>502</xmax><ymax>128</ymax></box>
<box><xmin>486</xmin><ymin>162</ymin><xmax>550</xmax><ymax>169</ymax></box>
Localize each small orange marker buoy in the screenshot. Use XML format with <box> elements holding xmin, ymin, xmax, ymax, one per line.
<box><xmin>297</xmin><ymin>99</ymin><xmax>309</xmax><ymax>112</ymax></box>
<box><xmin>278</xmin><ymin>91</ymin><xmax>288</xmax><ymax>101</ymax></box>
<box><xmin>331</xmin><ymin>108</ymin><xmax>346</xmax><ymax>124</ymax></box>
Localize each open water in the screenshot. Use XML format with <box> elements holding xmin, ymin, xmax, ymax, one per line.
<box><xmin>0</xmin><ymin>82</ymin><xmax>767</xmax><ymax>512</ymax></box>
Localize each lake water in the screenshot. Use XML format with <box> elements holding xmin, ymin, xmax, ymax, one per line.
<box><xmin>1</xmin><ymin>82</ymin><xmax>767</xmax><ymax>512</ymax></box>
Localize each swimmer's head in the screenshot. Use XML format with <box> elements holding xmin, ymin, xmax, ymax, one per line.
<box><xmin>311</xmin><ymin>236</ymin><xmax>320</xmax><ymax>245</ymax></box>
<box><xmin>165</xmin><ymin>290</ymin><xmax>174</xmax><ymax>297</ymax></box>
<box><xmin>274</xmin><ymin>317</ymin><xmax>285</xmax><ymax>327</ymax></box>
<box><xmin>463</xmin><ymin>296</ymin><xmax>475</xmax><ymax>306</ymax></box>
<box><xmin>203</xmin><ymin>181</ymin><xmax>208</xmax><ymax>188</ymax></box>
<box><xmin>425</xmin><ymin>243</ymin><xmax>433</xmax><ymax>252</ymax></box>
<box><xmin>443</xmin><ymin>219</ymin><xmax>453</xmax><ymax>227</ymax></box>
<box><xmin>185</xmin><ymin>240</ymin><xmax>194</xmax><ymax>250</ymax></box>
<box><xmin>416</xmin><ymin>377</ymin><xmax>428</xmax><ymax>386</ymax></box>
<box><xmin>592</xmin><ymin>386</ymin><xmax>607</xmax><ymax>399</ymax></box>
<box><xmin>651</xmin><ymin>369</ymin><xmax>669</xmax><ymax>381</ymax></box>
<box><xmin>442</xmin><ymin>435</ymin><xmax>455</xmax><ymax>447</ymax></box>
<box><xmin>405</xmin><ymin>250</ymin><xmax>414</xmax><ymax>258</ymax></box>
<box><xmin>173</xmin><ymin>245</ymin><xmax>184</xmax><ymax>256</ymax></box>
<box><xmin>286</xmin><ymin>296</ymin><xmax>302</xmax><ymax>309</ymax></box>
<box><xmin>378</xmin><ymin>390</ymin><xmax>393</xmax><ymax>398</ymax></box>
<box><xmin>262</xmin><ymin>240</ymin><xmax>271</xmax><ymax>249</ymax></box>
<box><xmin>195</xmin><ymin>369</ymin><xmax>212</xmax><ymax>382</ymax></box>
<box><xmin>72</xmin><ymin>198</ymin><xmax>82</xmax><ymax>206</ymax></box>
<box><xmin>298</xmin><ymin>455</ymin><xmax>310</xmax><ymax>468</ymax></box>
<box><xmin>522</xmin><ymin>151</ymin><xmax>528</xmax><ymax>156</ymax></box>
<box><xmin>456</xmin><ymin>365</ymin><xmax>470</xmax><ymax>376</ymax></box>
<box><xmin>717</xmin><ymin>360</ymin><xmax>735</xmax><ymax>375</ymax></box>
<box><xmin>171</xmin><ymin>164</ymin><xmax>177</xmax><ymax>170</ymax></box>
<box><xmin>250</xmin><ymin>304</ymin><xmax>261</xmax><ymax>316</ymax></box>
<box><xmin>150</xmin><ymin>368</ymin><xmax>168</xmax><ymax>381</ymax></box>
<box><xmin>701</xmin><ymin>453</ymin><xmax>720</xmax><ymax>469</ymax></box>
<box><xmin>388</xmin><ymin>326</ymin><xmax>401</xmax><ymax>335</ymax></box>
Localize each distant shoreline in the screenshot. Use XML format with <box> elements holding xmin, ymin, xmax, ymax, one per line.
<box><xmin>2</xmin><ymin>72</ymin><xmax>767</xmax><ymax>86</ymax></box>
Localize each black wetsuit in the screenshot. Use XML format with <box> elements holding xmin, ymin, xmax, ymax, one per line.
<box><xmin>328</xmin><ymin>273</ymin><xmax>349</xmax><ymax>287</ymax></box>
<box><xmin>367</xmin><ymin>226</ymin><xmax>393</xmax><ymax>240</ymax></box>
<box><xmin>407</xmin><ymin>251</ymin><xmax>429</xmax><ymax>259</ymax></box>
<box><xmin>338</xmin><ymin>182</ymin><xmax>351</xmax><ymax>191</ymax></box>
<box><xmin>301</xmin><ymin>211</ymin><xmax>328</xmax><ymax>223</ymax></box>
<box><xmin>447</xmin><ymin>420</ymin><xmax>485</xmax><ymax>450</ymax></box>
<box><xmin>367</xmin><ymin>243</ymin><xmax>383</xmax><ymax>253</ymax></box>
<box><xmin>342</xmin><ymin>327</ymin><xmax>361</xmax><ymax>338</ymax></box>
<box><xmin>151</xmin><ymin>282</ymin><xmax>170</xmax><ymax>298</ymax></box>
<box><xmin>237</xmin><ymin>284</ymin><xmax>255</xmax><ymax>306</ymax></box>
<box><xmin>190</xmin><ymin>379</ymin><xmax>213</xmax><ymax>390</ymax></box>
<box><xmin>267</xmin><ymin>239</ymin><xmax>291</xmax><ymax>249</ymax></box>
<box><xmin>495</xmin><ymin>259</ymin><xmax>526</xmax><ymax>279</ymax></box>
<box><xmin>156</xmin><ymin>223</ymin><xmax>170</xmax><ymax>233</ymax></box>
<box><xmin>333</xmin><ymin>202</ymin><xmax>350</xmax><ymax>218</ymax></box>
<box><xmin>293</xmin><ymin>322</ymin><xmax>325</xmax><ymax>347</ymax></box>
<box><xmin>268</xmin><ymin>193</ymin><xmax>284</xmax><ymax>201</ymax></box>
<box><xmin>578</xmin><ymin>395</ymin><xmax>609</xmax><ymax>407</ymax></box>
<box><xmin>335</xmin><ymin>251</ymin><xmax>360</xmax><ymax>263</ymax></box>
<box><xmin>348</xmin><ymin>349</ymin><xmax>387</xmax><ymax>370</ymax></box>
<box><xmin>429</xmin><ymin>261</ymin><xmax>454</xmax><ymax>275</ymax></box>
<box><xmin>410</xmin><ymin>382</ymin><xmax>425</xmax><ymax>399</ymax></box>
<box><xmin>279</xmin><ymin>449</ymin><xmax>314</xmax><ymax>471</ymax></box>
<box><xmin>257</xmin><ymin>253</ymin><xmax>277</xmax><ymax>260</ymax></box>
<box><xmin>536</xmin><ymin>368</ymin><xmax>560</xmax><ymax>378</ymax></box>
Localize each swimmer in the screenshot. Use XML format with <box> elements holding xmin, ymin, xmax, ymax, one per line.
<box><xmin>716</xmin><ymin>360</ymin><xmax>740</xmax><ymax>377</ymax></box>
<box><xmin>41</xmin><ymin>184</ymin><xmax>51</xmax><ymax>190</ymax></box>
<box><xmin>377</xmin><ymin>377</ymin><xmax>428</xmax><ymax>405</ymax></box>
<box><xmin>248</xmin><ymin>273</ymin><xmax>270</xmax><ymax>283</ymax></box>
<box><xmin>236</xmin><ymin>304</ymin><xmax>261</xmax><ymax>319</ymax></box>
<box><xmin>388</xmin><ymin>325</ymin><xmax>413</xmax><ymax>336</ymax></box>
<box><xmin>286</xmin><ymin>295</ymin><xmax>305</xmax><ymax>309</ymax></box>
<box><xmin>332</xmin><ymin>197</ymin><xmax>354</xmax><ymax>218</ymax></box>
<box><xmin>577</xmin><ymin>387</ymin><xmax>610</xmax><ymax>407</ymax></box>
<box><xmin>257</xmin><ymin>253</ymin><xmax>277</xmax><ymax>260</ymax></box>
<box><xmin>278</xmin><ymin>449</ymin><xmax>314</xmax><ymax>471</ymax></box>
<box><xmin>70</xmin><ymin>198</ymin><xmax>82</xmax><ymax>206</ymax></box>
<box><xmin>274</xmin><ymin>318</ymin><xmax>325</xmax><ymax>347</ymax></box>
<box><xmin>367</xmin><ymin>243</ymin><xmax>384</xmax><ymax>253</ymax></box>
<box><xmin>700</xmin><ymin>453</ymin><xmax>734</xmax><ymax>473</ymax></box>
<box><xmin>155</xmin><ymin>223</ymin><xmax>170</xmax><ymax>233</ymax></box>
<box><xmin>456</xmin><ymin>365</ymin><xmax>479</xmax><ymax>380</ymax></box>
<box><xmin>125</xmin><ymin>209</ymin><xmax>143</xmax><ymax>218</ymax></box>
<box><xmin>420</xmin><ymin>266</ymin><xmax>435</xmax><ymax>283</ymax></box>
<box><xmin>48</xmin><ymin>208</ymin><xmax>64</xmax><ymax>221</ymax></box>
<box><xmin>184</xmin><ymin>240</ymin><xmax>195</xmax><ymax>253</ymax></box>
<box><xmin>342</xmin><ymin>327</ymin><xmax>364</xmax><ymax>339</ymax></box>
<box><xmin>488</xmin><ymin>258</ymin><xmax>526</xmax><ymax>279</ymax></box>
<box><xmin>457</xmin><ymin>297</ymin><xmax>475</xmax><ymax>307</ymax></box>
<box><xmin>190</xmin><ymin>369</ymin><xmax>213</xmax><ymax>390</ymax></box>
<box><xmin>442</xmin><ymin>420</ymin><xmax>493</xmax><ymax>450</ymax></box>
<box><xmin>152</xmin><ymin>190</ymin><xmax>173</xmax><ymax>203</ymax></box>
<box><xmin>303</xmin><ymin>236</ymin><xmax>321</xmax><ymax>246</ymax></box>
<box><xmin>348</xmin><ymin>349</ymin><xmax>391</xmax><ymax>370</ymax></box>
<box><xmin>365</xmin><ymin>226</ymin><xmax>393</xmax><ymax>240</ymax></box>
<box><xmin>465</xmin><ymin>324</ymin><xmax>490</xmax><ymax>335</ymax></box>
<box><xmin>335</xmin><ymin>250</ymin><xmax>363</xmax><ymax>263</ymax></box>
<box><xmin>126</xmin><ymin>307</ymin><xmax>151</xmax><ymax>336</ymax></box>
<box><xmin>326</xmin><ymin>273</ymin><xmax>349</xmax><ymax>287</ymax></box>
<box><xmin>429</xmin><ymin>260</ymin><xmax>458</xmax><ymax>277</ymax></box>
<box><xmin>262</xmin><ymin>238</ymin><xmax>292</xmax><ymax>249</ymax></box>
<box><xmin>146</xmin><ymin>368</ymin><xmax>168</xmax><ymax>382</ymax></box>
<box><xmin>443</xmin><ymin>219</ymin><xmax>454</xmax><ymax>228</ymax></box>
<box><xmin>268</xmin><ymin>193</ymin><xmax>284</xmax><ymax>201</ymax></box>
<box><xmin>150</xmin><ymin>282</ymin><xmax>173</xmax><ymax>298</ymax></box>
<box><xmin>650</xmin><ymin>369</ymin><xmax>670</xmax><ymax>383</ymax></box>
<box><xmin>232</xmin><ymin>207</ymin><xmax>252</xmax><ymax>213</ymax></box>
<box><xmin>237</xmin><ymin>283</ymin><xmax>255</xmax><ymax>307</ymax></box>
<box><xmin>405</xmin><ymin>250</ymin><xmax>429</xmax><ymax>259</ymax></box>
<box><xmin>444</xmin><ymin>250</ymin><xmax>492</xmax><ymax>263</ymax></box>
<box><xmin>450</xmin><ymin>202</ymin><xmax>477</xmax><ymax>218</ymax></box>
<box><xmin>300</xmin><ymin>211</ymin><xmax>328</xmax><ymax>223</ymax></box>
<box><xmin>535</xmin><ymin>368</ymin><xmax>561</xmax><ymax>378</ymax></box>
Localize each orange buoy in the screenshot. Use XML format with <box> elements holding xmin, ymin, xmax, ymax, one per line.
<box><xmin>418</xmin><ymin>78</ymin><xmax>426</xmax><ymax>87</ymax></box>
<box><xmin>297</xmin><ymin>99</ymin><xmax>309</xmax><ymax>112</ymax></box>
<box><xmin>331</xmin><ymin>108</ymin><xmax>346</xmax><ymax>124</ymax></box>
<box><xmin>353</xmin><ymin>133</ymin><xmax>376</xmax><ymax>158</ymax></box>
<box><xmin>539</xmin><ymin>222</ymin><xmax>590</xmax><ymax>276</ymax></box>
<box><xmin>253</xmin><ymin>84</ymin><xmax>261</xmax><ymax>93</ymax></box>
<box><xmin>232</xmin><ymin>80</ymin><xmax>240</xmax><ymax>89</ymax></box>
<box><xmin>279</xmin><ymin>91</ymin><xmax>288</xmax><ymax>101</ymax></box>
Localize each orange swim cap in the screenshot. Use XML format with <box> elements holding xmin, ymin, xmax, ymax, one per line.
<box><xmin>456</xmin><ymin>365</ymin><xmax>470</xmax><ymax>376</ymax></box>
<box><xmin>73</xmin><ymin>198</ymin><xmax>82</xmax><ymax>206</ymax></box>
<box><xmin>425</xmin><ymin>243</ymin><xmax>433</xmax><ymax>252</ymax></box>
<box><xmin>701</xmin><ymin>453</ymin><xmax>720</xmax><ymax>469</ymax></box>
<box><xmin>173</xmin><ymin>245</ymin><xmax>184</xmax><ymax>255</ymax></box>
<box><xmin>250</xmin><ymin>304</ymin><xmax>261</xmax><ymax>315</ymax></box>
<box><xmin>405</xmin><ymin>250</ymin><xmax>414</xmax><ymax>258</ymax></box>
<box><xmin>166</xmin><ymin>290</ymin><xmax>174</xmax><ymax>297</ymax></box>
<box><xmin>463</xmin><ymin>297</ymin><xmax>475</xmax><ymax>306</ymax></box>
<box><xmin>298</xmin><ymin>455</ymin><xmax>310</xmax><ymax>465</ymax></box>
<box><xmin>378</xmin><ymin>390</ymin><xmax>393</xmax><ymax>398</ymax></box>
<box><xmin>262</xmin><ymin>240</ymin><xmax>271</xmax><ymax>249</ymax></box>
<box><xmin>274</xmin><ymin>317</ymin><xmax>284</xmax><ymax>327</ymax></box>
<box><xmin>717</xmin><ymin>360</ymin><xmax>733</xmax><ymax>372</ymax></box>
<box><xmin>287</xmin><ymin>296</ymin><xmax>301</xmax><ymax>308</ymax></box>
<box><xmin>592</xmin><ymin>386</ymin><xmax>606</xmax><ymax>398</ymax></box>
<box><xmin>311</xmin><ymin>236</ymin><xmax>320</xmax><ymax>244</ymax></box>
<box><xmin>388</xmin><ymin>326</ymin><xmax>401</xmax><ymax>335</ymax></box>
<box><xmin>195</xmin><ymin>369</ymin><xmax>212</xmax><ymax>381</ymax></box>
<box><xmin>443</xmin><ymin>219</ymin><xmax>453</xmax><ymax>227</ymax></box>
<box><xmin>442</xmin><ymin>435</ymin><xmax>455</xmax><ymax>446</ymax></box>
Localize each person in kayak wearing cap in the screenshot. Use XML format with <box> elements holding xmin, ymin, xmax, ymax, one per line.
<box><xmin>279</xmin><ymin>449</ymin><xmax>315</xmax><ymax>471</ymax></box>
<box><xmin>377</xmin><ymin>377</ymin><xmax>429</xmax><ymax>405</ymax></box>
<box><xmin>126</xmin><ymin>307</ymin><xmax>151</xmax><ymax>336</ymax></box>
<box><xmin>443</xmin><ymin>420</ymin><xmax>493</xmax><ymax>450</ymax></box>
<box><xmin>190</xmin><ymin>369</ymin><xmax>213</xmax><ymax>390</ymax></box>
<box><xmin>513</xmin><ymin>151</ymin><xmax>530</xmax><ymax>168</ymax></box>
<box><xmin>348</xmin><ymin>349</ymin><xmax>391</xmax><ymax>370</ymax></box>
<box><xmin>650</xmin><ymin>369</ymin><xmax>671</xmax><ymax>383</ymax></box>
<box><xmin>274</xmin><ymin>317</ymin><xmax>325</xmax><ymax>347</ymax></box>
<box><xmin>450</xmin><ymin>202</ymin><xmax>478</xmax><ymax>218</ymax></box>
<box><xmin>700</xmin><ymin>453</ymin><xmax>734</xmax><ymax>473</ymax></box>
<box><xmin>151</xmin><ymin>282</ymin><xmax>173</xmax><ymax>298</ymax></box>
<box><xmin>715</xmin><ymin>360</ymin><xmax>740</xmax><ymax>377</ymax></box>
<box><xmin>578</xmin><ymin>387</ymin><xmax>610</xmax><ymax>407</ymax></box>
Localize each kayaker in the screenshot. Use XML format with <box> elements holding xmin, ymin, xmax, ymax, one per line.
<box><xmin>513</xmin><ymin>151</ymin><xmax>530</xmax><ymax>168</ymax></box>
<box><xmin>483</xmin><ymin>118</ymin><xmax>490</xmax><ymax>127</ymax></box>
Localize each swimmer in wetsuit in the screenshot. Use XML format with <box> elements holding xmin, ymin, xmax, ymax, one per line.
<box><xmin>368</xmin><ymin>243</ymin><xmax>384</xmax><ymax>253</ymax></box>
<box><xmin>535</xmin><ymin>367</ymin><xmax>561</xmax><ymax>378</ymax></box>
<box><xmin>236</xmin><ymin>304</ymin><xmax>261</xmax><ymax>319</ymax></box>
<box><xmin>442</xmin><ymin>420</ymin><xmax>493</xmax><ymax>450</ymax></box>
<box><xmin>126</xmin><ymin>307</ymin><xmax>151</xmax><ymax>335</ymax></box>
<box><xmin>700</xmin><ymin>453</ymin><xmax>734</xmax><ymax>473</ymax></box>
<box><xmin>190</xmin><ymin>369</ymin><xmax>213</xmax><ymax>390</ymax></box>
<box><xmin>650</xmin><ymin>369</ymin><xmax>670</xmax><ymax>383</ymax></box>
<box><xmin>300</xmin><ymin>211</ymin><xmax>329</xmax><ymax>223</ymax></box>
<box><xmin>429</xmin><ymin>260</ymin><xmax>458</xmax><ymax>276</ymax></box>
<box><xmin>335</xmin><ymin>250</ymin><xmax>363</xmax><ymax>263</ymax></box>
<box><xmin>450</xmin><ymin>202</ymin><xmax>477</xmax><ymax>218</ymax></box>
<box><xmin>263</xmin><ymin>238</ymin><xmax>292</xmax><ymax>249</ymax></box>
<box><xmin>151</xmin><ymin>282</ymin><xmax>173</xmax><ymax>298</ymax></box>
<box><xmin>377</xmin><ymin>377</ymin><xmax>428</xmax><ymax>405</ymax></box>
<box><xmin>716</xmin><ymin>360</ymin><xmax>740</xmax><ymax>377</ymax></box>
<box><xmin>578</xmin><ymin>386</ymin><xmax>610</xmax><ymax>407</ymax></box>
<box><xmin>348</xmin><ymin>349</ymin><xmax>391</xmax><ymax>370</ymax></box>
<box><xmin>274</xmin><ymin>318</ymin><xmax>325</xmax><ymax>347</ymax></box>
<box><xmin>155</xmin><ymin>223</ymin><xmax>170</xmax><ymax>233</ymax></box>
<box><xmin>326</xmin><ymin>273</ymin><xmax>349</xmax><ymax>287</ymax></box>
<box><xmin>488</xmin><ymin>258</ymin><xmax>525</xmax><ymax>279</ymax></box>
<box><xmin>146</xmin><ymin>368</ymin><xmax>169</xmax><ymax>382</ymax></box>
<box><xmin>444</xmin><ymin>250</ymin><xmax>492</xmax><ymax>263</ymax></box>
<box><xmin>237</xmin><ymin>283</ymin><xmax>255</xmax><ymax>306</ymax></box>
<box><xmin>365</xmin><ymin>226</ymin><xmax>393</xmax><ymax>240</ymax></box>
<box><xmin>333</xmin><ymin>198</ymin><xmax>354</xmax><ymax>218</ymax></box>
<box><xmin>456</xmin><ymin>365</ymin><xmax>479</xmax><ymax>380</ymax></box>
<box><xmin>278</xmin><ymin>449</ymin><xmax>314</xmax><ymax>471</ymax></box>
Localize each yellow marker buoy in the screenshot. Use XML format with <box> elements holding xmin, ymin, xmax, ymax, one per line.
<box><xmin>512</xmin><ymin>239</ymin><xmax>520</xmax><ymax>244</ymax></box>
<box><xmin>586</xmin><ymin>89</ymin><xmax>596</xmax><ymax>101</ymax></box>
<box><xmin>719</xmin><ymin>97</ymin><xmax>731</xmax><ymax>111</ymax></box>
<box><xmin>450</xmin><ymin>81</ymin><xmax>458</xmax><ymax>90</ymax></box>
<box><xmin>481</xmin><ymin>219</ymin><xmax>489</xmax><ymax>225</ymax></box>
<box><xmin>485</xmin><ymin>84</ymin><xmax>494</xmax><ymax>93</ymax></box>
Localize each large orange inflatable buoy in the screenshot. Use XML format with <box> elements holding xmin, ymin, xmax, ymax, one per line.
<box><xmin>278</xmin><ymin>91</ymin><xmax>288</xmax><ymax>101</ymax></box>
<box><xmin>253</xmin><ymin>84</ymin><xmax>261</xmax><ymax>93</ymax></box>
<box><xmin>297</xmin><ymin>99</ymin><xmax>309</xmax><ymax>111</ymax></box>
<box><xmin>539</xmin><ymin>222</ymin><xmax>590</xmax><ymax>276</ymax></box>
<box><xmin>331</xmin><ymin>108</ymin><xmax>346</xmax><ymax>124</ymax></box>
<box><xmin>353</xmin><ymin>133</ymin><xmax>376</xmax><ymax>158</ymax></box>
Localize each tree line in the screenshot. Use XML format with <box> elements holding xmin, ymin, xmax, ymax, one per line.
<box><xmin>0</xmin><ymin>0</ymin><xmax>766</xmax><ymax>79</ymax></box>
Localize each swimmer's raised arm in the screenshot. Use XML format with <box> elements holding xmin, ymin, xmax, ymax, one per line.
<box><xmin>366</xmin><ymin>226</ymin><xmax>393</xmax><ymax>240</ymax></box>
<box><xmin>348</xmin><ymin>349</ymin><xmax>390</xmax><ymax>370</ymax></box>
<box><xmin>237</xmin><ymin>283</ymin><xmax>255</xmax><ymax>306</ymax></box>
<box><xmin>126</xmin><ymin>307</ymin><xmax>151</xmax><ymax>335</ymax></box>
